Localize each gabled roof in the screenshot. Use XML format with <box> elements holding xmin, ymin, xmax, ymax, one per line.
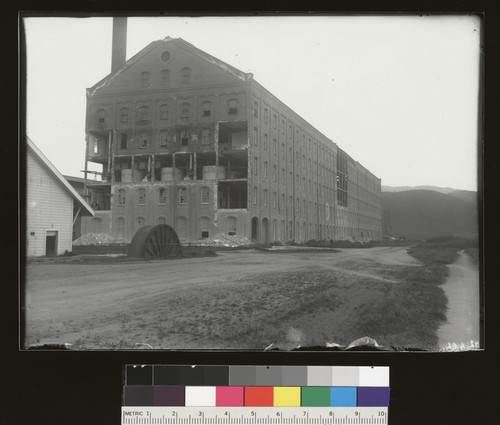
<box><xmin>27</xmin><ymin>137</ymin><xmax>94</xmax><ymax>217</ymax></box>
<box><xmin>87</xmin><ymin>37</ymin><xmax>254</xmax><ymax>97</ymax></box>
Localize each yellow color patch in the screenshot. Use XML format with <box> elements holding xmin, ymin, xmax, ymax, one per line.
<box><xmin>273</xmin><ymin>387</ymin><xmax>301</xmax><ymax>406</ymax></box>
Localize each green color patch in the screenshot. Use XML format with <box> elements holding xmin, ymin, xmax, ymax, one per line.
<box><xmin>301</xmin><ymin>387</ymin><xmax>331</xmax><ymax>406</ymax></box>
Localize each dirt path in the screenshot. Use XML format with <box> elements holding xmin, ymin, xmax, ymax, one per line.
<box><xmin>23</xmin><ymin>246</ymin><xmax>421</xmax><ymax>349</ymax></box>
<box><xmin>437</xmin><ymin>251</ymin><xmax>480</xmax><ymax>349</ymax></box>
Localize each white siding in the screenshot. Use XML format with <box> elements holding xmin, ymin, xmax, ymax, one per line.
<box><xmin>26</xmin><ymin>151</ymin><xmax>74</xmax><ymax>256</ymax></box>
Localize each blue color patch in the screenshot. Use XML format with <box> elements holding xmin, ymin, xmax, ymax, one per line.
<box><xmin>330</xmin><ymin>387</ymin><xmax>357</xmax><ymax>406</ymax></box>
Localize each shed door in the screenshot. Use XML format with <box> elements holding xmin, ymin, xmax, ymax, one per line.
<box><xmin>45</xmin><ymin>230</ymin><xmax>58</xmax><ymax>257</ymax></box>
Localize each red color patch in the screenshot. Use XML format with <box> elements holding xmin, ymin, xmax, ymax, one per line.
<box><xmin>244</xmin><ymin>387</ymin><xmax>274</xmax><ymax>406</ymax></box>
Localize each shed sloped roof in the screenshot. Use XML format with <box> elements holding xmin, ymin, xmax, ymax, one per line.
<box><xmin>26</xmin><ymin>137</ymin><xmax>94</xmax><ymax>217</ymax></box>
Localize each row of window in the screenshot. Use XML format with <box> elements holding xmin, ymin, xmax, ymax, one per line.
<box><xmin>114</xmin><ymin>128</ymin><xmax>212</xmax><ymax>151</ymax></box>
<box><xmin>96</xmin><ymin>99</ymin><xmax>239</xmax><ymax>126</ymax></box>
<box><xmin>139</xmin><ymin>66</ymin><xmax>191</xmax><ymax>87</ymax></box>
<box><xmin>110</xmin><ymin>214</ymin><xmax>238</xmax><ymax>239</ymax></box>
<box><xmin>117</xmin><ymin>186</ymin><xmax>210</xmax><ymax>206</ymax></box>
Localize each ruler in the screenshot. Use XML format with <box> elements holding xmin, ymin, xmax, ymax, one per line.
<box><xmin>121</xmin><ymin>407</ymin><xmax>388</xmax><ymax>424</ymax></box>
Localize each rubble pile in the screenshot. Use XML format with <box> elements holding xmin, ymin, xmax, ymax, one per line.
<box><xmin>73</xmin><ymin>233</ymin><xmax>117</xmax><ymax>246</ymax></box>
<box><xmin>187</xmin><ymin>233</ymin><xmax>252</xmax><ymax>248</ymax></box>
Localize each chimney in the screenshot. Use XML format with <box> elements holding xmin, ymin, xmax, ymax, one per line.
<box><xmin>111</xmin><ymin>17</ymin><xmax>127</xmax><ymax>73</ymax></box>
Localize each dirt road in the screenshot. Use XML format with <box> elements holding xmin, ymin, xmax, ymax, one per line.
<box><xmin>24</xmin><ymin>246</ymin><xmax>421</xmax><ymax>350</ymax></box>
<box><xmin>437</xmin><ymin>251</ymin><xmax>480</xmax><ymax>349</ymax></box>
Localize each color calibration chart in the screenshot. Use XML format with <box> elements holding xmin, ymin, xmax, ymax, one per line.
<box><xmin>122</xmin><ymin>365</ymin><xmax>389</xmax><ymax>424</ymax></box>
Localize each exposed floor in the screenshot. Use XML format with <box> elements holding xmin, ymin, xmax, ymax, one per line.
<box><xmin>437</xmin><ymin>251</ymin><xmax>480</xmax><ymax>350</ymax></box>
<box><xmin>23</xmin><ymin>246</ymin><xmax>437</xmax><ymax>350</ymax></box>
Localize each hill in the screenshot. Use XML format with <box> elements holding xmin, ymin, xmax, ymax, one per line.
<box><xmin>381</xmin><ymin>190</ymin><xmax>478</xmax><ymax>241</ymax></box>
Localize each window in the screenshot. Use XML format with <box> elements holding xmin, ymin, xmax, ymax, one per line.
<box><xmin>158</xmin><ymin>187</ymin><xmax>166</xmax><ymax>204</ymax></box>
<box><xmin>159</xmin><ymin>104</ymin><xmax>169</xmax><ymax>120</ymax></box>
<box><xmin>228</xmin><ymin>99</ymin><xmax>238</xmax><ymax>115</ymax></box>
<box><xmin>273</xmin><ymin>165</ymin><xmax>277</xmax><ymax>181</ymax></box>
<box><xmin>181</xmin><ymin>130</ymin><xmax>189</xmax><ymax>147</ymax></box>
<box><xmin>180</xmin><ymin>103</ymin><xmax>190</xmax><ymax>123</ymax></box>
<box><xmin>160</xmin><ymin>69</ymin><xmax>170</xmax><ymax>84</ymax></box>
<box><xmin>179</xmin><ymin>187</ymin><xmax>187</xmax><ymax>204</ymax></box>
<box><xmin>281</xmin><ymin>194</ymin><xmax>285</xmax><ymax>209</ymax></box>
<box><xmin>253</xmin><ymin>187</ymin><xmax>257</xmax><ymax>204</ymax></box>
<box><xmin>273</xmin><ymin>138</ymin><xmax>277</xmax><ymax>155</ymax></box>
<box><xmin>281</xmin><ymin>119</ymin><xmax>285</xmax><ymax>134</ymax></box>
<box><xmin>253</xmin><ymin>101</ymin><xmax>258</xmax><ymax>118</ymax></box>
<box><xmin>281</xmin><ymin>168</ymin><xmax>285</xmax><ymax>185</ymax></box>
<box><xmin>263</xmin><ymin>134</ymin><xmax>268</xmax><ymax>150</ymax></box>
<box><xmin>227</xmin><ymin>216</ymin><xmax>237</xmax><ymax>236</ymax></box>
<box><xmin>181</xmin><ymin>67</ymin><xmax>191</xmax><ymax>83</ymax></box>
<box><xmin>253</xmin><ymin>129</ymin><xmax>258</xmax><ymax>146</ymax></box>
<box><xmin>200</xmin><ymin>217</ymin><xmax>210</xmax><ymax>239</ymax></box>
<box><xmin>161</xmin><ymin>51</ymin><xmax>171</xmax><ymax>62</ymax></box>
<box><xmin>159</xmin><ymin>131</ymin><xmax>169</xmax><ymax>147</ymax></box>
<box><xmin>281</xmin><ymin>143</ymin><xmax>285</xmax><ymax>159</ymax></box>
<box><xmin>118</xmin><ymin>189</ymin><xmax>126</xmax><ymax>206</ymax></box>
<box><xmin>139</xmin><ymin>133</ymin><xmax>148</xmax><ymax>148</ymax></box>
<box><xmin>202</xmin><ymin>101</ymin><xmax>212</xmax><ymax>117</ymax></box>
<box><xmin>177</xmin><ymin>216</ymin><xmax>187</xmax><ymax>239</ymax></box>
<box><xmin>120</xmin><ymin>107</ymin><xmax>129</xmax><ymax>123</ymax></box>
<box><xmin>138</xmin><ymin>105</ymin><xmax>150</xmax><ymax>122</ymax></box>
<box><xmin>92</xmin><ymin>138</ymin><xmax>99</xmax><ymax>154</ymax></box>
<box><xmin>201</xmin><ymin>187</ymin><xmax>210</xmax><ymax>204</ymax></box>
<box><xmin>264</xmin><ymin>108</ymin><xmax>268</xmax><ymax>123</ymax></box>
<box><xmin>97</xmin><ymin>109</ymin><xmax>106</xmax><ymax>124</ymax></box>
<box><xmin>141</xmin><ymin>71</ymin><xmax>150</xmax><ymax>86</ymax></box>
<box><xmin>201</xmin><ymin>129</ymin><xmax>211</xmax><ymax>145</ymax></box>
<box><xmin>263</xmin><ymin>190</ymin><xmax>268</xmax><ymax>206</ymax></box>
<box><xmin>253</xmin><ymin>157</ymin><xmax>258</xmax><ymax>175</ymax></box>
<box><xmin>158</xmin><ymin>216</ymin><xmax>166</xmax><ymax>224</ymax></box>
<box><xmin>289</xmin><ymin>196</ymin><xmax>293</xmax><ymax>211</ymax></box>
<box><xmin>120</xmin><ymin>133</ymin><xmax>127</xmax><ymax>150</ymax></box>
<box><xmin>263</xmin><ymin>161</ymin><xmax>268</xmax><ymax>180</ymax></box>
<box><xmin>273</xmin><ymin>114</ymin><xmax>277</xmax><ymax>129</ymax></box>
<box><xmin>137</xmin><ymin>188</ymin><xmax>146</xmax><ymax>205</ymax></box>
<box><xmin>273</xmin><ymin>192</ymin><xmax>277</xmax><ymax>208</ymax></box>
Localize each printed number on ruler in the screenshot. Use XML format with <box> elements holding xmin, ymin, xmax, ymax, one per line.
<box><xmin>121</xmin><ymin>407</ymin><xmax>388</xmax><ymax>424</ymax></box>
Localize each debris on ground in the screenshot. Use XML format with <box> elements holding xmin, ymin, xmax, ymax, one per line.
<box><xmin>186</xmin><ymin>233</ymin><xmax>252</xmax><ymax>248</ymax></box>
<box><xmin>72</xmin><ymin>233</ymin><xmax>117</xmax><ymax>246</ymax></box>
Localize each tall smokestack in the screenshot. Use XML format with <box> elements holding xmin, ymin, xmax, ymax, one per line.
<box><xmin>111</xmin><ymin>17</ymin><xmax>127</xmax><ymax>73</ymax></box>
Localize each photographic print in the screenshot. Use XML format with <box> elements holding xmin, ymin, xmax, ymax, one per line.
<box><xmin>22</xmin><ymin>15</ymin><xmax>481</xmax><ymax>351</ymax></box>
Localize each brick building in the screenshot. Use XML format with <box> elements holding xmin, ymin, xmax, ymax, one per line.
<box><xmin>82</xmin><ymin>36</ymin><xmax>382</xmax><ymax>243</ymax></box>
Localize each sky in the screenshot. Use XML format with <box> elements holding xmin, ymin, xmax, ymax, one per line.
<box><xmin>23</xmin><ymin>15</ymin><xmax>481</xmax><ymax>190</ymax></box>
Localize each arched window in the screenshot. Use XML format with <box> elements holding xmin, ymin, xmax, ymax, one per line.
<box><xmin>138</xmin><ymin>105</ymin><xmax>150</xmax><ymax>122</ymax></box>
<box><xmin>227</xmin><ymin>216</ymin><xmax>237</xmax><ymax>236</ymax></box>
<box><xmin>115</xmin><ymin>217</ymin><xmax>125</xmax><ymax>239</ymax></box>
<box><xmin>119</xmin><ymin>107</ymin><xmax>129</xmax><ymax>123</ymax></box>
<box><xmin>202</xmin><ymin>101</ymin><xmax>212</xmax><ymax>117</ymax></box>
<box><xmin>228</xmin><ymin>99</ymin><xmax>238</xmax><ymax>115</ymax></box>
<box><xmin>263</xmin><ymin>189</ymin><xmax>268</xmax><ymax>206</ymax></box>
<box><xmin>176</xmin><ymin>216</ymin><xmax>188</xmax><ymax>239</ymax></box>
<box><xmin>157</xmin><ymin>216</ymin><xmax>166</xmax><ymax>225</ymax></box>
<box><xmin>160</xmin><ymin>69</ymin><xmax>170</xmax><ymax>84</ymax></box>
<box><xmin>180</xmin><ymin>103</ymin><xmax>190</xmax><ymax>123</ymax></box>
<box><xmin>141</xmin><ymin>71</ymin><xmax>150</xmax><ymax>86</ymax></box>
<box><xmin>159</xmin><ymin>104</ymin><xmax>169</xmax><ymax>121</ymax></box>
<box><xmin>136</xmin><ymin>216</ymin><xmax>146</xmax><ymax>229</ymax></box>
<box><xmin>118</xmin><ymin>189</ymin><xmax>126</xmax><ymax>206</ymax></box>
<box><xmin>253</xmin><ymin>101</ymin><xmax>258</xmax><ymax>118</ymax></box>
<box><xmin>253</xmin><ymin>187</ymin><xmax>258</xmax><ymax>204</ymax></box>
<box><xmin>137</xmin><ymin>188</ymin><xmax>146</xmax><ymax>205</ymax></box>
<box><xmin>200</xmin><ymin>187</ymin><xmax>210</xmax><ymax>204</ymax></box>
<box><xmin>178</xmin><ymin>187</ymin><xmax>187</xmax><ymax>204</ymax></box>
<box><xmin>158</xmin><ymin>187</ymin><xmax>167</xmax><ymax>204</ymax></box>
<box><xmin>181</xmin><ymin>67</ymin><xmax>191</xmax><ymax>83</ymax></box>
<box><xmin>97</xmin><ymin>108</ymin><xmax>106</xmax><ymax>125</ymax></box>
<box><xmin>200</xmin><ymin>216</ymin><xmax>210</xmax><ymax>239</ymax></box>
<box><xmin>263</xmin><ymin>161</ymin><xmax>268</xmax><ymax>180</ymax></box>
<box><xmin>263</xmin><ymin>134</ymin><xmax>268</xmax><ymax>150</ymax></box>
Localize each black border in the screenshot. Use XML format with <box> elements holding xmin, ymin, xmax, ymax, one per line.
<box><xmin>8</xmin><ymin>3</ymin><xmax>500</xmax><ymax>424</ymax></box>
